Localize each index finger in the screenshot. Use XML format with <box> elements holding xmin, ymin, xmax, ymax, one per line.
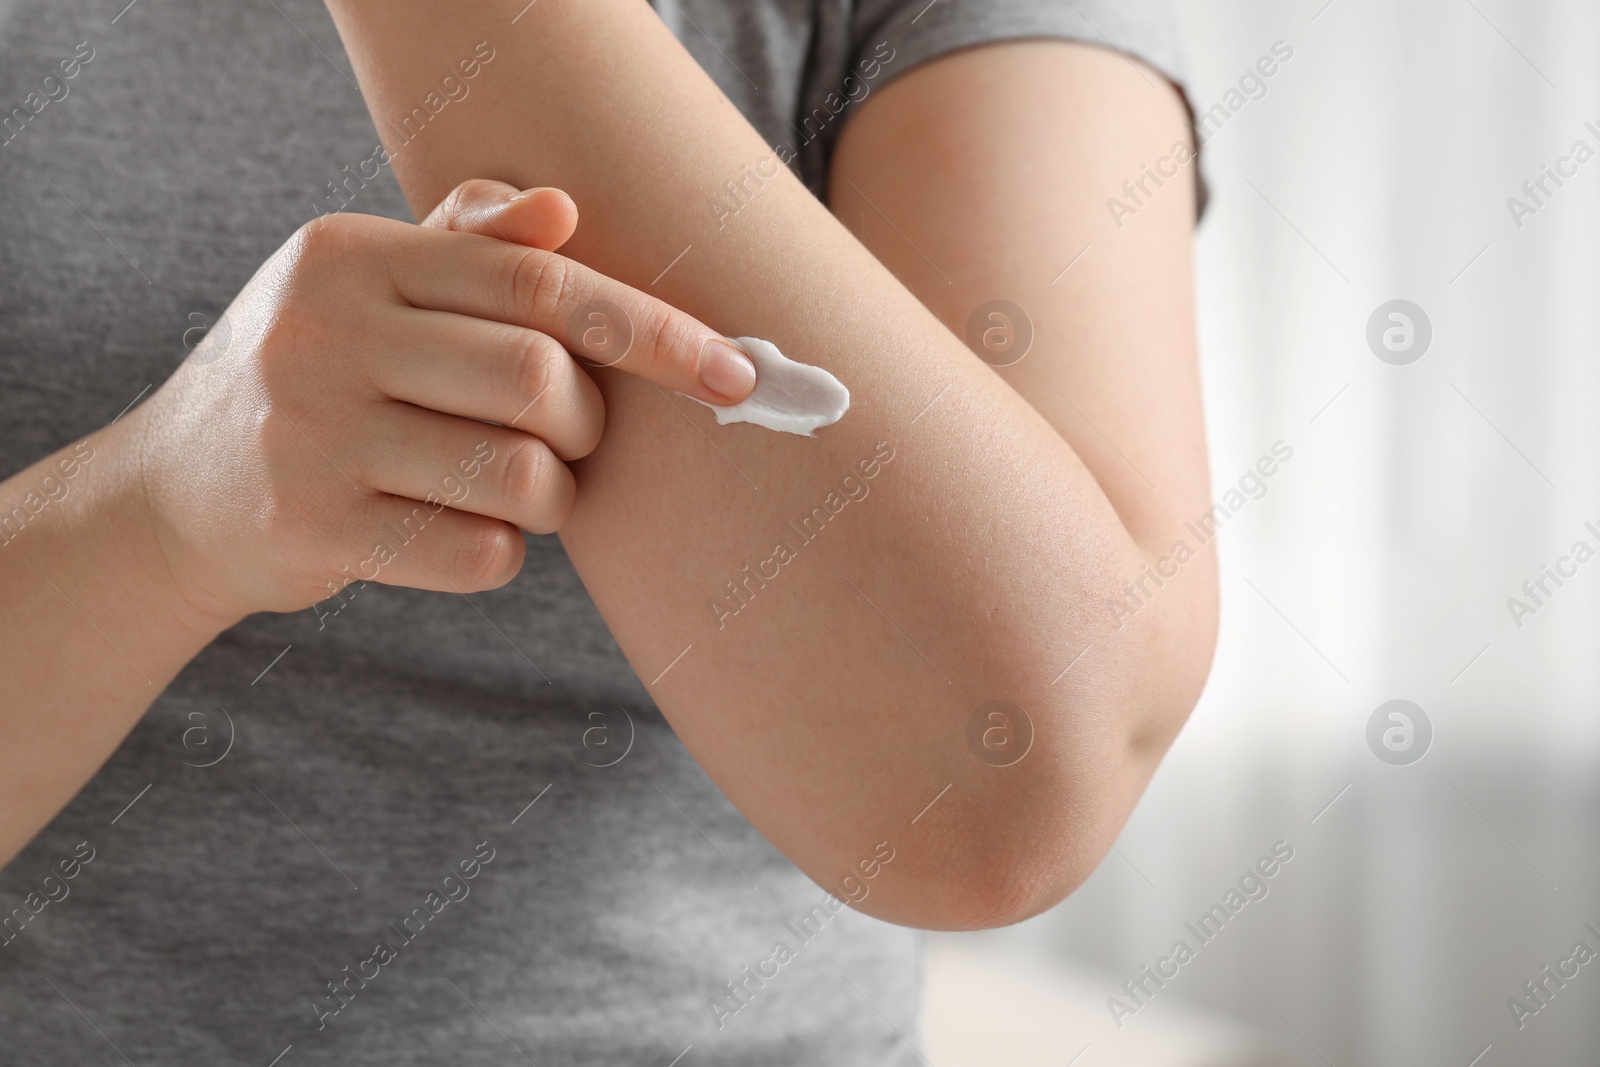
<box><xmin>387</xmin><ymin>223</ymin><xmax>757</xmax><ymax>405</ymax></box>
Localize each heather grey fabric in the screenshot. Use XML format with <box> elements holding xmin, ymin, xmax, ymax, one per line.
<box><xmin>652</xmin><ymin>0</ymin><xmax>1205</xmax><ymax>211</ymax></box>
<box><xmin>0</xmin><ymin>1</ymin><xmax>1194</xmax><ymax>1062</ymax></box>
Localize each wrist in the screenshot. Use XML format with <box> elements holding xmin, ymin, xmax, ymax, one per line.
<box><xmin>114</xmin><ymin>409</ymin><xmax>249</xmax><ymax>638</ymax></box>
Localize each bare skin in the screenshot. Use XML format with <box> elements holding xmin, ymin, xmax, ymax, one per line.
<box><xmin>320</xmin><ymin>2</ymin><xmax>1217</xmax><ymax>929</ymax></box>
<box><xmin>0</xmin><ymin>189</ymin><xmax>760</xmax><ymax>868</ymax></box>
<box><xmin>0</xmin><ymin>5</ymin><xmax>1213</xmax><ymax>932</ymax></box>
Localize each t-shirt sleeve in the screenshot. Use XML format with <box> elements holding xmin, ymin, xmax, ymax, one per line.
<box><xmin>837</xmin><ymin>0</ymin><xmax>1209</xmax><ymax>220</ymax></box>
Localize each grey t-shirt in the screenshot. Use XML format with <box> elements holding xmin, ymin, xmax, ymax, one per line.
<box><xmin>0</xmin><ymin>1</ymin><xmax>1193</xmax><ymax>1063</ymax></box>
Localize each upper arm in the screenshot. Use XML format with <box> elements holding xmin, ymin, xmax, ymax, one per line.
<box><xmin>829</xmin><ymin>40</ymin><xmax>1211</xmax><ymax>554</ymax></box>
<box><xmin>321</xmin><ymin>4</ymin><xmax>1217</xmax><ymax>926</ymax></box>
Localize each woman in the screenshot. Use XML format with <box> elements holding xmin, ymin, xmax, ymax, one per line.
<box><xmin>0</xmin><ymin>0</ymin><xmax>1214</xmax><ymax>1061</ymax></box>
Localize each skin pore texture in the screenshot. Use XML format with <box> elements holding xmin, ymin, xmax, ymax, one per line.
<box><xmin>321</xmin><ymin>0</ymin><xmax>1217</xmax><ymax>931</ymax></box>
<box><xmin>687</xmin><ymin>337</ymin><xmax>851</xmax><ymax>436</ymax></box>
<box><xmin>0</xmin><ymin>3</ymin><xmax>1214</xmax><ymax>931</ymax></box>
<box><xmin>0</xmin><ymin>181</ymin><xmax>761</xmax><ymax>867</ymax></box>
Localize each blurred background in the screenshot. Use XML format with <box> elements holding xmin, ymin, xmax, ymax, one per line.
<box><xmin>923</xmin><ymin>0</ymin><xmax>1600</xmax><ymax>1063</ymax></box>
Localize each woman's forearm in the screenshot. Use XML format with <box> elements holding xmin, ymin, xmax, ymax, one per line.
<box><xmin>0</xmin><ymin>414</ymin><xmax>232</xmax><ymax>864</ymax></box>
<box><xmin>325</xmin><ymin>0</ymin><xmax>1191</xmax><ymax>928</ymax></box>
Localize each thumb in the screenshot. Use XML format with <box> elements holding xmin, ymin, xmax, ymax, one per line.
<box><xmin>421</xmin><ymin>179</ymin><xmax>579</xmax><ymax>252</ymax></box>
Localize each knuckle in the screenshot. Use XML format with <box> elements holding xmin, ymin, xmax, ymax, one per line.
<box><xmin>509</xmin><ymin>248</ymin><xmax>571</xmax><ymax>324</ymax></box>
<box><xmin>457</xmin><ymin>521</ymin><xmax>519</xmax><ymax>588</ymax></box>
<box><xmin>268</xmin><ymin>216</ymin><xmax>391</xmax><ymax>369</ymax></box>
<box><xmin>293</xmin><ymin>212</ymin><xmax>357</xmax><ymax>261</ymax></box>
<box><xmin>503</xmin><ymin>436</ymin><xmax>554</xmax><ymax>504</ymax></box>
<box><xmin>537</xmin><ymin>478</ymin><xmax>575</xmax><ymax>534</ymax></box>
<box><xmin>255</xmin><ymin>311</ymin><xmax>329</xmax><ymax>402</ymax></box>
<box><xmin>437</xmin><ymin>179</ymin><xmax>497</xmax><ymax>228</ymax></box>
<box><xmin>286</xmin><ymin>213</ymin><xmax>381</xmax><ymax>286</ymax></box>
<box><xmin>571</xmin><ymin>391</ymin><xmax>605</xmax><ymax>460</ymax></box>
<box><xmin>640</xmin><ymin>306</ymin><xmax>703</xmax><ymax>378</ymax></box>
<box><xmin>437</xmin><ymin>182</ymin><xmax>473</xmax><ymax>226</ymax></box>
<box><xmin>288</xmin><ymin>217</ymin><xmax>333</xmax><ymax>261</ymax></box>
<box><xmin>259</xmin><ymin>300</ymin><xmax>315</xmax><ymax>363</ymax></box>
<box><xmin>506</xmin><ymin>331</ymin><xmax>564</xmax><ymax>412</ymax></box>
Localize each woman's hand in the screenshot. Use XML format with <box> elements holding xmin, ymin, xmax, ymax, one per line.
<box><xmin>133</xmin><ymin>181</ymin><xmax>756</xmax><ymax>623</ymax></box>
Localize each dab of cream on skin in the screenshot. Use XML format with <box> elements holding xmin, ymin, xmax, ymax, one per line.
<box><xmin>694</xmin><ymin>337</ymin><xmax>849</xmax><ymax>436</ymax></box>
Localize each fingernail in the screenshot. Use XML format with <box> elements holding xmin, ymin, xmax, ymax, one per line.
<box><xmin>508</xmin><ymin>187</ymin><xmax>551</xmax><ymax>202</ymax></box>
<box><xmin>699</xmin><ymin>339</ymin><xmax>756</xmax><ymax>401</ymax></box>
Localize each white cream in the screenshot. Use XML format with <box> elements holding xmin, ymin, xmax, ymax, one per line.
<box><xmin>691</xmin><ymin>337</ymin><xmax>849</xmax><ymax>436</ymax></box>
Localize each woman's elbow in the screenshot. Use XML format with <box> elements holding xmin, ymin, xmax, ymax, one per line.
<box><xmin>855</xmin><ymin>578</ymin><xmax>1219</xmax><ymax>932</ymax></box>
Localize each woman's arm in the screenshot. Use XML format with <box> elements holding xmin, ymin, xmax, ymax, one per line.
<box><xmin>0</xmin><ymin>188</ymin><xmax>747</xmax><ymax>867</ymax></box>
<box><xmin>325</xmin><ymin>0</ymin><xmax>1216</xmax><ymax>928</ymax></box>
<box><xmin>831</xmin><ymin>40</ymin><xmax>1212</xmax><ymax>565</ymax></box>
<box><xmin>0</xmin><ymin>426</ymin><xmax>230</xmax><ymax>861</ymax></box>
